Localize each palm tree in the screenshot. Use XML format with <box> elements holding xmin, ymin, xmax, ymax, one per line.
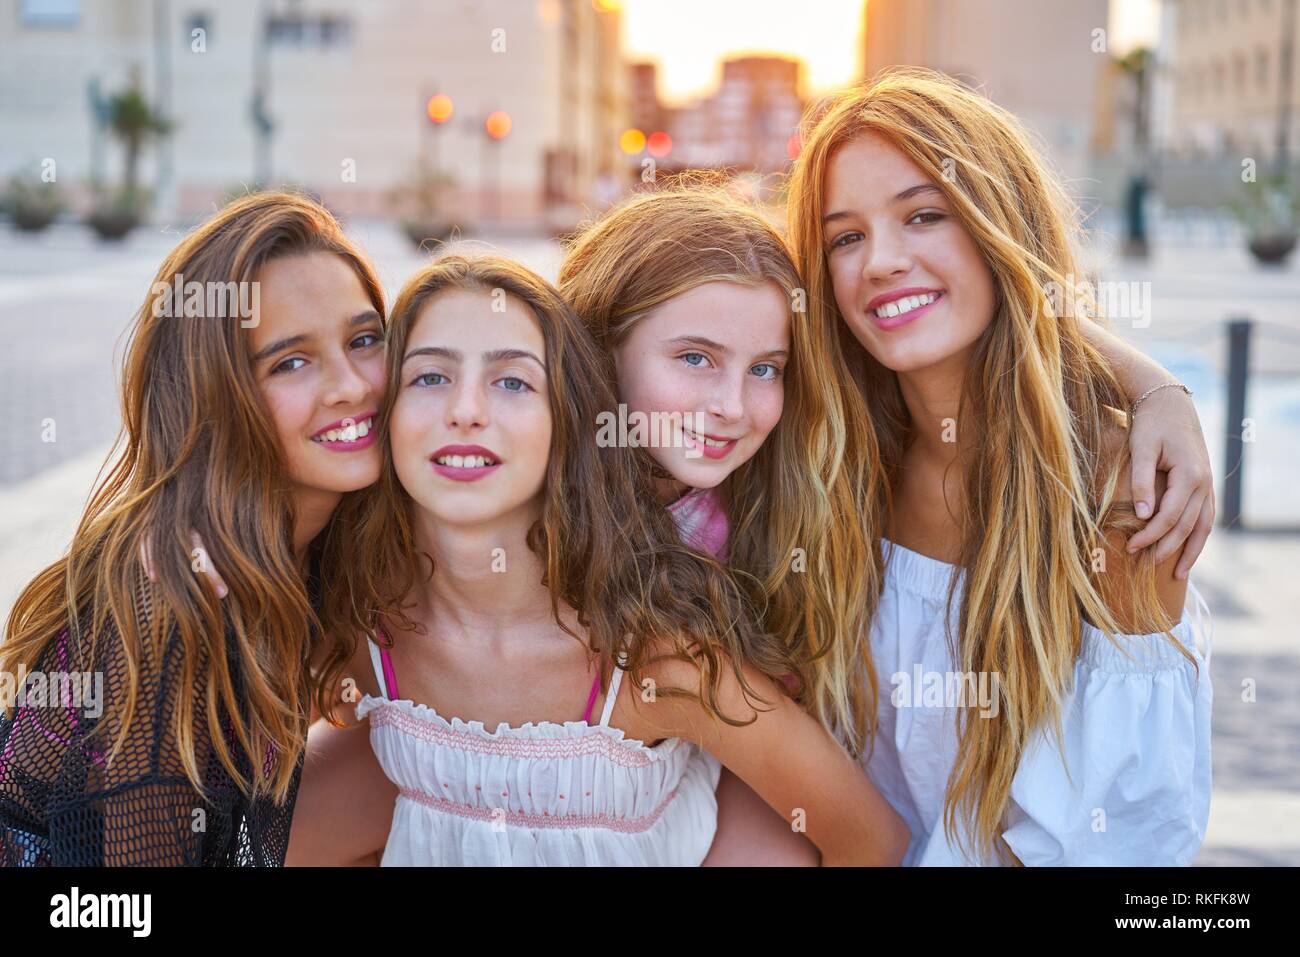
<box><xmin>106</xmin><ymin>85</ymin><xmax>171</xmax><ymax>205</ymax></box>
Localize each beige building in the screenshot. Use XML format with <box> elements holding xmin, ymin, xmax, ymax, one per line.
<box><xmin>1165</xmin><ymin>0</ymin><xmax>1300</xmax><ymax>159</ymax></box>
<box><xmin>0</xmin><ymin>0</ymin><xmax>628</xmax><ymax>224</ymax></box>
<box><xmin>861</xmin><ymin>0</ymin><xmax>1110</xmax><ymax>187</ymax></box>
<box><xmin>633</xmin><ymin>55</ymin><xmax>804</xmax><ymax>173</ymax></box>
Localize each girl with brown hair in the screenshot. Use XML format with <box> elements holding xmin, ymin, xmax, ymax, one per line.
<box><xmin>0</xmin><ymin>191</ymin><xmax>388</xmax><ymax>865</ymax></box>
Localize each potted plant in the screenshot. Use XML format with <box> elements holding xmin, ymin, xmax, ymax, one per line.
<box><xmin>1232</xmin><ymin>175</ymin><xmax>1300</xmax><ymax>266</ymax></box>
<box><xmin>389</xmin><ymin>163</ymin><xmax>461</xmax><ymax>249</ymax></box>
<box><xmin>4</xmin><ymin>175</ymin><xmax>64</xmax><ymax>232</ymax></box>
<box><xmin>86</xmin><ymin>85</ymin><xmax>171</xmax><ymax>241</ymax></box>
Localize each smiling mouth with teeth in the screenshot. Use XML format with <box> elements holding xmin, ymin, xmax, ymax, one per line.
<box><xmin>433</xmin><ymin>453</ymin><xmax>499</xmax><ymax>468</ymax></box>
<box><xmin>310</xmin><ymin>416</ymin><xmax>374</xmax><ymax>444</ymax></box>
<box><xmin>873</xmin><ymin>291</ymin><xmax>940</xmax><ymax>319</ymax></box>
<box><xmin>684</xmin><ymin>430</ymin><xmax>734</xmax><ymax>448</ymax></box>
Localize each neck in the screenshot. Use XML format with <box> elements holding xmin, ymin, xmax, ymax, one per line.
<box><xmin>896</xmin><ymin>349</ymin><xmax>973</xmax><ymax>468</ymax></box>
<box><xmin>410</xmin><ymin>501</ymin><xmax>554</xmax><ymax>640</ymax></box>
<box><xmin>292</xmin><ymin>486</ymin><xmax>342</xmax><ymax>567</ymax></box>
<box><xmin>654</xmin><ymin>475</ymin><xmax>691</xmax><ymax>506</ymax></box>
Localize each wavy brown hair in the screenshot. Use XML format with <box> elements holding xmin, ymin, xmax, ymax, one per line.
<box><xmin>317</xmin><ymin>253</ymin><xmax>775</xmax><ymax>728</ymax></box>
<box><xmin>1</xmin><ymin>190</ymin><xmax>385</xmax><ymax>803</ymax></box>
<box><xmin>786</xmin><ymin>68</ymin><xmax>1196</xmax><ymax>863</ymax></box>
<box><xmin>557</xmin><ymin>177</ymin><xmax>883</xmax><ymax>754</ymax></box>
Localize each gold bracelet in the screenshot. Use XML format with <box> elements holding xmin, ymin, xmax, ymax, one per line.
<box><xmin>1130</xmin><ymin>381</ymin><xmax>1193</xmax><ymax>417</ymax></box>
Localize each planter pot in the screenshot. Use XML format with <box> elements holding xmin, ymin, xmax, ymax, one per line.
<box><xmin>1247</xmin><ymin>232</ymin><xmax>1298</xmax><ymax>265</ymax></box>
<box><xmin>87</xmin><ymin>208</ymin><xmax>140</xmax><ymax>241</ymax></box>
<box><xmin>13</xmin><ymin>205</ymin><xmax>59</xmax><ymax>232</ymax></box>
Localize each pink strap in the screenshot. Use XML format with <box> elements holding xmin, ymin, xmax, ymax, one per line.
<box><xmin>580</xmin><ymin>670</ymin><xmax>602</xmax><ymax>723</ymax></box>
<box><xmin>377</xmin><ymin>628</ymin><xmax>400</xmax><ymax>701</ymax></box>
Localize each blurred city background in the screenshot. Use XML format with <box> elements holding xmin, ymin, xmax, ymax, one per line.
<box><xmin>0</xmin><ymin>0</ymin><xmax>1296</xmax><ymax>865</ymax></box>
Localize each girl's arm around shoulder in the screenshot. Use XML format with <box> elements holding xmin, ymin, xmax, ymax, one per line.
<box><xmin>614</xmin><ymin>643</ymin><xmax>909</xmax><ymax>866</ymax></box>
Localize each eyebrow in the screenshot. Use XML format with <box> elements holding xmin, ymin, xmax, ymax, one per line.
<box><xmin>402</xmin><ymin>345</ymin><xmax>547</xmax><ymax>370</ymax></box>
<box><xmin>252</xmin><ymin>310</ymin><xmax>381</xmax><ymax>362</ymax></box>
<box><xmin>668</xmin><ymin>335</ymin><xmax>730</xmax><ymax>355</ymax></box>
<box><xmin>822</xmin><ymin>183</ymin><xmax>947</xmax><ymax>226</ymax></box>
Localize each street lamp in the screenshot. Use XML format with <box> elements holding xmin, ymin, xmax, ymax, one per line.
<box><xmin>482</xmin><ymin>110</ymin><xmax>511</xmax><ymax>222</ymax></box>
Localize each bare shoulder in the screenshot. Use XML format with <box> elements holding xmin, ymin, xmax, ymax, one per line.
<box><xmin>319</xmin><ymin>632</ymin><xmax>384</xmax><ymax>728</ymax></box>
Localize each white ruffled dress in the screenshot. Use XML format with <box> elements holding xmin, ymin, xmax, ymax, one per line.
<box><xmin>866</xmin><ymin>537</ymin><xmax>1214</xmax><ymax>866</ymax></box>
<box><xmin>355</xmin><ymin>642</ymin><xmax>721</xmax><ymax>866</ymax></box>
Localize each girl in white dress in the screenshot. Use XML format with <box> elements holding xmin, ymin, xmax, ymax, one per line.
<box><xmin>286</xmin><ymin>254</ymin><xmax>908</xmax><ymax>866</ymax></box>
<box><xmin>784</xmin><ymin>67</ymin><xmax>1214</xmax><ymax>864</ymax></box>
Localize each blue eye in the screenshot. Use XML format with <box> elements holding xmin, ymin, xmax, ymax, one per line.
<box><xmin>411</xmin><ymin>372</ymin><xmax>447</xmax><ymax>387</ymax></box>
<box><xmin>680</xmin><ymin>352</ymin><xmax>709</xmax><ymax>368</ymax></box>
<box><xmin>751</xmin><ymin>363</ymin><xmax>780</xmax><ymax>380</ymax></box>
<box><xmin>272</xmin><ymin>356</ymin><xmax>306</xmax><ymax>374</ymax></box>
<box><xmin>497</xmin><ymin>376</ymin><xmax>531</xmax><ymax>393</ymax></box>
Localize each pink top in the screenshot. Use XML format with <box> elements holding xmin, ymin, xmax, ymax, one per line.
<box><xmin>665</xmin><ymin>486</ymin><xmax>730</xmax><ymax>561</ymax></box>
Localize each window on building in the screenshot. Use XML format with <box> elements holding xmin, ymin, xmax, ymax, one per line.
<box><xmin>20</xmin><ymin>0</ymin><xmax>79</xmax><ymax>26</ymax></box>
<box><xmin>266</xmin><ymin>13</ymin><xmax>353</xmax><ymax>49</ymax></box>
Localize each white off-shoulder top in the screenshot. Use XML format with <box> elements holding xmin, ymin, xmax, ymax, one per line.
<box><xmin>865</xmin><ymin>537</ymin><xmax>1213</xmax><ymax>866</ymax></box>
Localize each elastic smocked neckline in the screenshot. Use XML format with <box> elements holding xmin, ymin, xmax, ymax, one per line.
<box><xmin>353</xmin><ymin>694</ymin><xmax>684</xmax><ymax>761</ymax></box>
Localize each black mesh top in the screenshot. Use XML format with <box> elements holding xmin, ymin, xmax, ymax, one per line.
<box><xmin>0</xmin><ymin>578</ymin><xmax>312</xmax><ymax>867</ymax></box>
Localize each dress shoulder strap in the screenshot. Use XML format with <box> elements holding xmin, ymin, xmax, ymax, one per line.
<box><xmin>366</xmin><ymin>632</ymin><xmax>399</xmax><ymax>701</ymax></box>
<box><xmin>597</xmin><ymin>656</ymin><xmax>627</xmax><ymax>728</ymax></box>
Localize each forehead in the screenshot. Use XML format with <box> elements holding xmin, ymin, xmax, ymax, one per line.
<box><xmin>249</xmin><ymin>252</ymin><xmax>371</xmax><ymax>341</ymax></box>
<box><xmin>637</xmin><ymin>280</ymin><xmax>790</xmax><ymax>341</ymax></box>
<box><xmin>409</xmin><ymin>286</ymin><xmax>545</xmax><ymax>354</ymax></box>
<box><xmin>825</xmin><ymin>132</ymin><xmax>934</xmax><ymax>203</ymax></box>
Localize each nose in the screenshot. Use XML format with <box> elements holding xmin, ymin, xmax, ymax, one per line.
<box><xmin>322</xmin><ymin>350</ymin><xmax>372</xmax><ymax>407</ymax></box>
<box><xmin>861</xmin><ymin>223</ymin><xmax>912</xmax><ymax>284</ymax></box>
<box><xmin>446</xmin><ymin>376</ymin><xmax>488</xmax><ymax>431</ymax></box>
<box><xmin>706</xmin><ymin>368</ymin><xmax>745</xmax><ymax>424</ymax></box>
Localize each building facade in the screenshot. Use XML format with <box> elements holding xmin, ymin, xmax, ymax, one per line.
<box><xmin>0</xmin><ymin>0</ymin><xmax>628</xmax><ymax>224</ymax></box>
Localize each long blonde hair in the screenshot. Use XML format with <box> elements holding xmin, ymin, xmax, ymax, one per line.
<box><xmin>786</xmin><ymin>68</ymin><xmax>1194</xmax><ymax>862</ymax></box>
<box><xmin>1</xmin><ymin>191</ymin><xmax>386</xmax><ymax>804</ymax></box>
<box><xmin>558</xmin><ymin>176</ymin><xmax>884</xmax><ymax>754</ymax></box>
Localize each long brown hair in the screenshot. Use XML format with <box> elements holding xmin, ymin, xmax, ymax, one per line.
<box><xmin>557</xmin><ymin>178</ymin><xmax>883</xmax><ymax>754</ymax></box>
<box><xmin>787</xmin><ymin>68</ymin><xmax>1194</xmax><ymax>862</ymax></box>
<box><xmin>318</xmin><ymin>253</ymin><xmax>773</xmax><ymax>727</ymax></box>
<box><xmin>1</xmin><ymin>190</ymin><xmax>385</xmax><ymax>803</ymax></box>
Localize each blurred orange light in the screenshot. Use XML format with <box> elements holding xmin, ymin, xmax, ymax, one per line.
<box><xmin>485</xmin><ymin>111</ymin><xmax>512</xmax><ymax>140</ymax></box>
<box><xmin>593</xmin><ymin>0</ymin><xmax>622</xmax><ymax>11</ymax></box>
<box><xmin>647</xmin><ymin>131</ymin><xmax>672</xmax><ymax>157</ymax></box>
<box><xmin>619</xmin><ymin>128</ymin><xmax>646</xmax><ymax>154</ymax></box>
<box><xmin>786</xmin><ymin>133</ymin><xmax>802</xmax><ymax>160</ymax></box>
<box><xmin>426</xmin><ymin>94</ymin><xmax>454</xmax><ymax>124</ymax></box>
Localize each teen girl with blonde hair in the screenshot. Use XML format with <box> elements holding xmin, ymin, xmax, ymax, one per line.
<box><xmin>785</xmin><ymin>67</ymin><xmax>1213</xmax><ymax>865</ymax></box>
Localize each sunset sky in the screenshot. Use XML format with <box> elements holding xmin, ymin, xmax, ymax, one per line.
<box><xmin>619</xmin><ymin>0</ymin><xmax>1161</xmax><ymax>106</ymax></box>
